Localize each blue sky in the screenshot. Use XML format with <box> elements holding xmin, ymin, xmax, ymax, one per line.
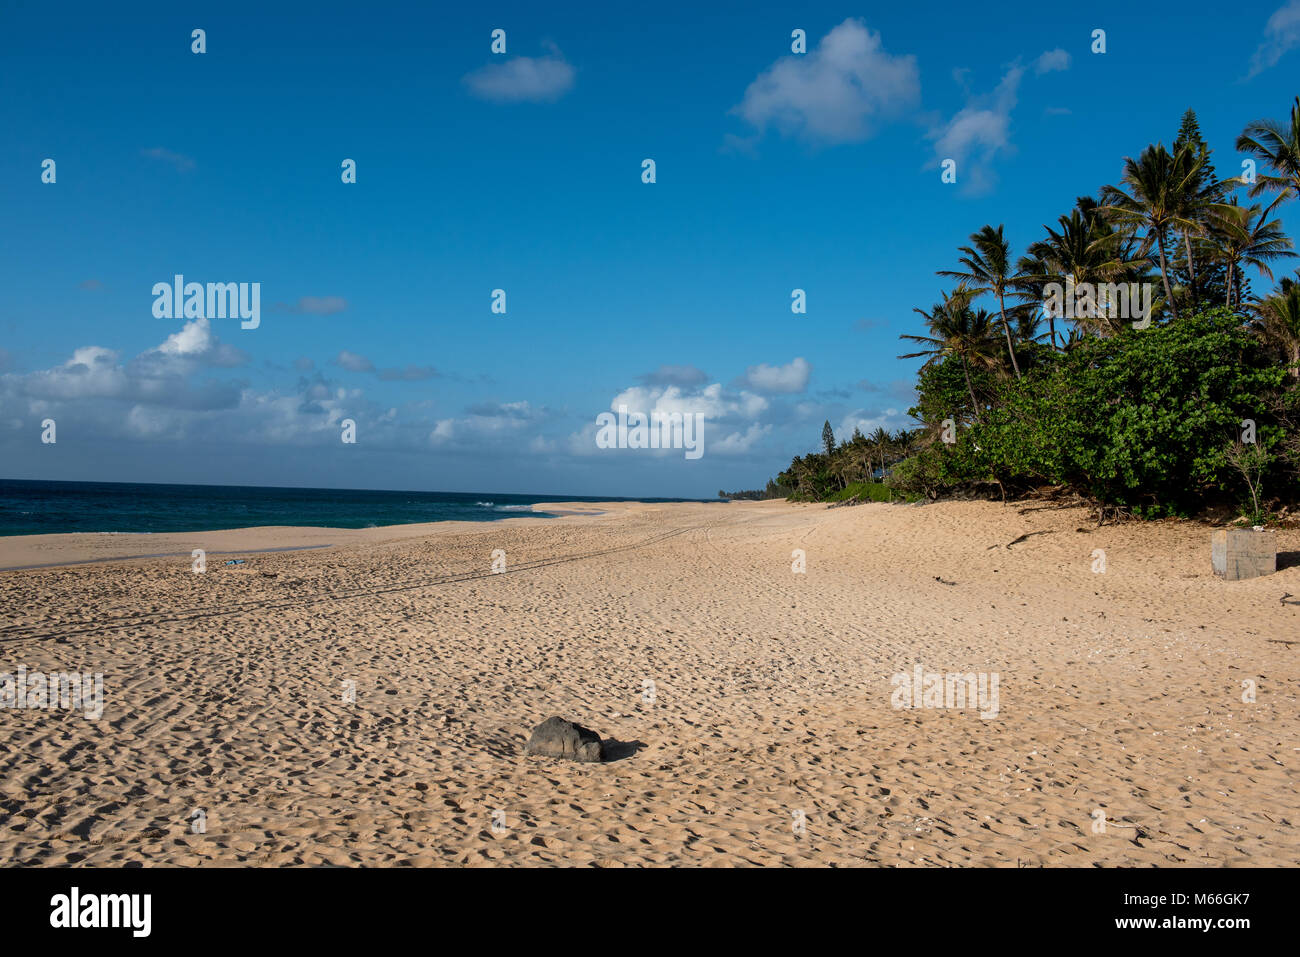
<box><xmin>2</xmin><ymin>0</ymin><xmax>1297</xmax><ymax>497</ymax></box>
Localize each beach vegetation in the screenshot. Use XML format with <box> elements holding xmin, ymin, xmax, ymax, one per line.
<box><xmin>751</xmin><ymin>100</ymin><xmax>1300</xmax><ymax>523</ymax></box>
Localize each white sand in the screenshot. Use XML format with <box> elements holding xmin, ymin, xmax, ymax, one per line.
<box><xmin>0</xmin><ymin>499</ymin><xmax>1295</xmax><ymax>866</ymax></box>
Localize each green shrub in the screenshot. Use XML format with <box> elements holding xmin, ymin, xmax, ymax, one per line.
<box><xmin>908</xmin><ymin>308</ymin><xmax>1286</xmax><ymax>515</ymax></box>
<box><xmin>827</xmin><ymin>480</ymin><xmax>922</xmax><ymax>503</ymax></box>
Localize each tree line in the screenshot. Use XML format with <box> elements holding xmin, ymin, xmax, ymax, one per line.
<box><xmin>743</xmin><ymin>98</ymin><xmax>1300</xmax><ymax>521</ymax></box>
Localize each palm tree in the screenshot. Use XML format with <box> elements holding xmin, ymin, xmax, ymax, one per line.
<box><xmin>1100</xmin><ymin>143</ymin><xmax>1211</xmax><ymax>321</ymax></box>
<box><xmin>898</xmin><ymin>289</ymin><xmax>998</xmax><ymax>423</ymax></box>
<box><xmin>1009</xmin><ymin>301</ymin><xmax>1049</xmax><ymax>351</ymax></box>
<box><xmin>870</xmin><ymin>426</ymin><xmax>891</xmax><ymax>478</ymax></box>
<box><xmin>850</xmin><ymin>431</ymin><xmax>874</xmax><ymax>483</ymax></box>
<box><xmin>1206</xmin><ymin>199</ymin><xmax>1296</xmax><ymax>307</ymax></box>
<box><xmin>1237</xmin><ymin>96</ymin><xmax>1300</xmax><ymax>205</ymax></box>
<box><xmin>938</xmin><ymin>224</ymin><xmax>1024</xmax><ymax>378</ymax></box>
<box><xmin>1250</xmin><ymin>274</ymin><xmax>1300</xmax><ymax>378</ymax></box>
<box><xmin>891</xmin><ymin>428</ymin><xmax>914</xmax><ymax>464</ymax></box>
<box><xmin>1021</xmin><ymin>199</ymin><xmax>1136</xmax><ymax>340</ymax></box>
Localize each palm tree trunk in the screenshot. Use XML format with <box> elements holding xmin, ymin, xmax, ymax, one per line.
<box><xmin>961</xmin><ymin>356</ymin><xmax>981</xmax><ymax>424</ymax></box>
<box><xmin>1225</xmin><ymin>261</ymin><xmax>1234</xmax><ymax>308</ymax></box>
<box><xmin>1292</xmin><ymin>343</ymin><xmax>1300</xmax><ymax>380</ymax></box>
<box><xmin>1157</xmin><ymin>231</ymin><xmax>1179</xmax><ymax>321</ymax></box>
<box><xmin>996</xmin><ymin>291</ymin><xmax>1021</xmax><ymax>378</ymax></box>
<box><xmin>1183</xmin><ymin>230</ymin><xmax>1198</xmax><ymax>307</ymax></box>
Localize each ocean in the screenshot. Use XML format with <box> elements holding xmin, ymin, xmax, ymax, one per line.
<box><xmin>0</xmin><ymin>479</ymin><xmax>709</xmax><ymax>537</ymax></box>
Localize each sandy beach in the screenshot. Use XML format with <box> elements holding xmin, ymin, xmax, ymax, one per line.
<box><xmin>0</xmin><ymin>499</ymin><xmax>1296</xmax><ymax>867</ymax></box>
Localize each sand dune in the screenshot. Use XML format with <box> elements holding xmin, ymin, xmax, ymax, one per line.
<box><xmin>0</xmin><ymin>499</ymin><xmax>1296</xmax><ymax>866</ymax></box>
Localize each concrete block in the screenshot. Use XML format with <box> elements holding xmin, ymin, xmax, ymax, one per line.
<box><xmin>1211</xmin><ymin>528</ymin><xmax>1276</xmax><ymax>581</ymax></box>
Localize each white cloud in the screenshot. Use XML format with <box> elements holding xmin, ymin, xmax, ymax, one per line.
<box><xmin>1249</xmin><ymin>0</ymin><xmax>1300</xmax><ymax>77</ymax></box>
<box><xmin>610</xmin><ymin>382</ymin><xmax>768</xmax><ymax>421</ymax></box>
<box><xmin>336</xmin><ymin>350</ymin><xmax>376</xmax><ymax>373</ymax></box>
<box><xmin>1034</xmin><ymin>48</ymin><xmax>1071</xmax><ymax>74</ymax></box>
<box><xmin>529</xmin><ymin>435</ymin><xmax>557</xmax><ymax>454</ymax></box>
<box><xmin>839</xmin><ymin>408</ymin><xmax>907</xmax><ymax>438</ymax></box>
<box><xmin>713</xmin><ymin>423</ymin><xmax>771</xmax><ymax>455</ymax></box>
<box><xmin>24</xmin><ymin>346</ymin><xmax>126</xmax><ymax>401</ymax></box>
<box><xmin>927</xmin><ymin>62</ymin><xmax>1023</xmax><ymax>195</ymax></box>
<box><xmin>927</xmin><ymin>47</ymin><xmax>1070</xmax><ymax>195</ymax></box>
<box><xmin>152</xmin><ymin>318</ymin><xmax>248</xmax><ymax>368</ymax></box>
<box><xmin>429</xmin><ymin>401</ymin><xmax>546</xmax><ymax>446</ymax></box>
<box><xmin>463</xmin><ymin>46</ymin><xmax>575</xmax><ymax>103</ymax></box>
<box><xmin>0</xmin><ymin>325</ymin><xmax>450</xmax><ymax>453</ymax></box>
<box><xmin>732</xmin><ymin>18</ymin><xmax>920</xmax><ymax>145</ymax></box>
<box><xmin>742</xmin><ymin>357</ymin><xmax>811</xmax><ymax>394</ymax></box>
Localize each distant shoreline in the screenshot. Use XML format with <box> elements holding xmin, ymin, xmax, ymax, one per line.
<box><xmin>0</xmin><ymin>478</ymin><xmax>712</xmax><ymax>539</ymax></box>
<box><xmin>0</xmin><ymin>501</ymin><xmax>637</xmax><ymax>571</ymax></box>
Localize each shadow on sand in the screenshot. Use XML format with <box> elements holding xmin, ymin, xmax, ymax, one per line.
<box><xmin>601</xmin><ymin>738</ymin><xmax>648</xmax><ymax>762</ymax></box>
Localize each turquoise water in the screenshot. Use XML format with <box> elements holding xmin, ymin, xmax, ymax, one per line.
<box><xmin>0</xmin><ymin>480</ymin><xmax>709</xmax><ymax>536</ymax></box>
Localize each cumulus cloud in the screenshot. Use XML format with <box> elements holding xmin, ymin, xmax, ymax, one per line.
<box><xmin>150</xmin><ymin>318</ymin><xmax>249</xmax><ymax>368</ymax></box>
<box><xmin>430</xmin><ymin>400</ymin><xmax>546</xmax><ymax>445</ymax></box>
<box><xmin>565</xmin><ymin>380</ymin><xmax>774</xmax><ymax>459</ymax></box>
<box><xmin>1249</xmin><ymin>0</ymin><xmax>1300</xmax><ymax>77</ymax></box>
<box><xmin>732</xmin><ymin>18</ymin><xmax>920</xmax><ymax>145</ymax></box>
<box><xmin>463</xmin><ymin>44</ymin><xmax>575</xmax><ymax>103</ymax></box>
<box><xmin>610</xmin><ymin>382</ymin><xmax>768</xmax><ymax>422</ymax></box>
<box><xmin>21</xmin><ymin>346</ymin><xmax>125</xmax><ymax>402</ymax></box>
<box><xmin>15</xmin><ymin>335</ymin><xmax>242</xmax><ymax>412</ymax></box>
<box><xmin>839</xmin><ymin>407</ymin><xmax>909</xmax><ymax>438</ymax></box>
<box><xmin>713</xmin><ymin>423</ymin><xmax>771</xmax><ymax>455</ymax></box>
<box><xmin>1034</xmin><ymin>48</ymin><xmax>1071</xmax><ymax>74</ymax></box>
<box><xmin>742</xmin><ymin>357</ymin><xmax>811</xmax><ymax>394</ymax></box>
<box><xmin>0</xmin><ymin>325</ymin><xmax>432</xmax><ymax>453</ymax></box>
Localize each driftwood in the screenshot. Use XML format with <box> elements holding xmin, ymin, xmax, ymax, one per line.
<box><xmin>986</xmin><ymin>530</ymin><xmax>1055</xmax><ymax>550</ymax></box>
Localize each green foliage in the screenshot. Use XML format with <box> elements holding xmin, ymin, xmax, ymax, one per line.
<box><xmin>827</xmin><ymin>481</ymin><xmax>922</xmax><ymax>504</ymax></box>
<box><xmin>719</xmin><ymin>479</ymin><xmax>791</xmax><ymax>500</ymax></box>
<box><xmin>772</xmin><ymin>427</ymin><xmax>918</xmax><ymax>502</ymax></box>
<box><xmin>900</xmin><ymin>308</ymin><xmax>1287</xmax><ymax>515</ymax></box>
<box><xmin>744</xmin><ymin>102</ymin><xmax>1300</xmax><ymax>524</ymax></box>
<box><xmin>883</xmin><ymin>452</ymin><xmax>948</xmax><ymax>498</ymax></box>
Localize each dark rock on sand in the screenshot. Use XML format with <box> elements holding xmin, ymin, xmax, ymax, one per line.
<box><xmin>525</xmin><ymin>716</ymin><xmax>604</xmax><ymax>762</ymax></box>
